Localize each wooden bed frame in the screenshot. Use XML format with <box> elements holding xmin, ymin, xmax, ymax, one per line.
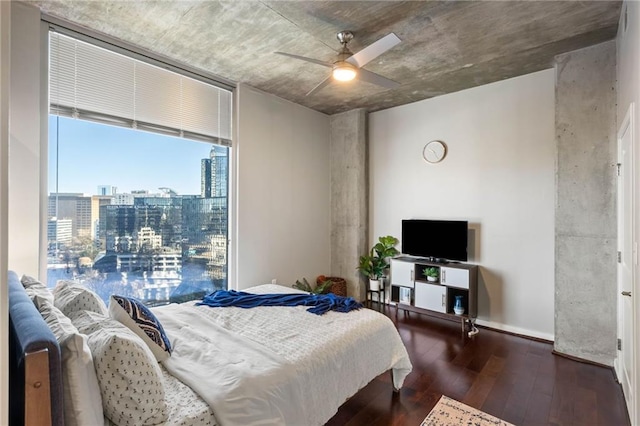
<box><xmin>8</xmin><ymin>271</ymin><xmax>63</xmax><ymax>426</ymax></box>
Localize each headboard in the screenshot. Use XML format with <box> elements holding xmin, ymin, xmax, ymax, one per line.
<box><xmin>8</xmin><ymin>271</ymin><xmax>64</xmax><ymax>426</ymax></box>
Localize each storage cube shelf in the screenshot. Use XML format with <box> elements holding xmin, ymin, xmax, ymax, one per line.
<box><xmin>390</xmin><ymin>257</ymin><xmax>478</xmax><ymax>337</ymax></box>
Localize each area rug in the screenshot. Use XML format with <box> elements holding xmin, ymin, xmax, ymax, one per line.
<box><xmin>420</xmin><ymin>395</ymin><xmax>514</xmax><ymax>426</ymax></box>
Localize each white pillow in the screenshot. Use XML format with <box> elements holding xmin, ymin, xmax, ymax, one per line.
<box><xmin>109</xmin><ymin>295</ymin><xmax>172</xmax><ymax>362</ymax></box>
<box><xmin>53</xmin><ymin>280</ymin><xmax>108</xmax><ymax>317</ymax></box>
<box><xmin>71</xmin><ymin>310</ymin><xmax>169</xmax><ymax>426</ymax></box>
<box><xmin>21</xmin><ymin>275</ymin><xmax>54</xmax><ymax>303</ymax></box>
<box><xmin>33</xmin><ymin>295</ymin><xmax>104</xmax><ymax>426</ymax></box>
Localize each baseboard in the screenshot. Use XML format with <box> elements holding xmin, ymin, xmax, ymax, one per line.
<box><xmin>551</xmin><ymin>349</ymin><xmax>615</xmax><ymax>369</ymax></box>
<box><xmin>397</xmin><ymin>312</ymin><xmax>614</xmax><ymax>369</ymax></box>
<box><xmin>459</xmin><ymin>321</ymin><xmax>614</xmax><ymax>370</ymax></box>
<box><xmin>388</xmin><ymin>308</ymin><xmax>555</xmax><ymax>342</ymax></box>
<box><xmin>475</xmin><ymin>319</ymin><xmax>554</xmax><ymax>343</ymax></box>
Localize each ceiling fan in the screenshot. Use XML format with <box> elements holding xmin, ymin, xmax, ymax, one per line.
<box><xmin>275</xmin><ymin>30</ymin><xmax>401</xmax><ymax>96</ymax></box>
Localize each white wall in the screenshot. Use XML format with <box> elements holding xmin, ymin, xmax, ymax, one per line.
<box><xmin>3</xmin><ymin>6</ymin><xmax>43</xmax><ymax>419</ymax></box>
<box><xmin>8</xmin><ymin>3</ymin><xmax>43</xmax><ymax>276</ymax></box>
<box><xmin>370</xmin><ymin>70</ymin><xmax>556</xmax><ymax>340</ymax></box>
<box><xmin>0</xmin><ymin>1</ymin><xmax>10</xmax><ymax>423</ymax></box>
<box><xmin>234</xmin><ymin>84</ymin><xmax>331</xmax><ymax>289</ymax></box>
<box><xmin>616</xmin><ymin>0</ymin><xmax>640</xmax><ymax>421</ymax></box>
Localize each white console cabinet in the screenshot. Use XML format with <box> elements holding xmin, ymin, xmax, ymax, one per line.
<box><xmin>391</xmin><ymin>260</ymin><xmax>414</xmax><ymax>287</ymax></box>
<box><xmin>441</xmin><ymin>266</ymin><xmax>470</xmax><ymax>289</ymax></box>
<box><xmin>390</xmin><ymin>257</ymin><xmax>478</xmax><ymax>337</ymax></box>
<box><xmin>415</xmin><ymin>282</ymin><xmax>446</xmax><ymax>313</ymax></box>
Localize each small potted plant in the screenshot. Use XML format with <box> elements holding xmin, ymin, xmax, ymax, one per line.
<box><xmin>422</xmin><ymin>267</ymin><xmax>439</xmax><ymax>283</ymax></box>
<box><xmin>357</xmin><ymin>235</ymin><xmax>400</xmax><ymax>291</ymax></box>
<box><xmin>292</xmin><ymin>277</ymin><xmax>334</xmax><ymax>294</ymax></box>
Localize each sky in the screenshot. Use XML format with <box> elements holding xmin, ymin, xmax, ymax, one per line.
<box><xmin>48</xmin><ymin>116</ymin><xmax>218</xmax><ymax>196</ymax></box>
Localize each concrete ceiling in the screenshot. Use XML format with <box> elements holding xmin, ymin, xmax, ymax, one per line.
<box><xmin>32</xmin><ymin>1</ymin><xmax>622</xmax><ymax>115</ymax></box>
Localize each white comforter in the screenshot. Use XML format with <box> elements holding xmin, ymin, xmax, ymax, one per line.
<box><xmin>152</xmin><ymin>285</ymin><xmax>412</xmax><ymax>426</ymax></box>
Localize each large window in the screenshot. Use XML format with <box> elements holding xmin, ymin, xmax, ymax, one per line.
<box><xmin>47</xmin><ymin>31</ymin><xmax>232</xmax><ymax>305</ymax></box>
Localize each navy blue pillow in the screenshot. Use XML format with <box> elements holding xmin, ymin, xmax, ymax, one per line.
<box><xmin>108</xmin><ymin>295</ymin><xmax>172</xmax><ymax>361</ymax></box>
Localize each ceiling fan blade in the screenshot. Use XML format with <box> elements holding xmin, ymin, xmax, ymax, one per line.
<box><xmin>274</xmin><ymin>52</ymin><xmax>333</xmax><ymax>68</ymax></box>
<box><xmin>306</xmin><ymin>75</ymin><xmax>332</xmax><ymax>96</ymax></box>
<box><xmin>345</xmin><ymin>33</ymin><xmax>401</xmax><ymax>68</ymax></box>
<box><xmin>357</xmin><ymin>68</ymin><xmax>400</xmax><ymax>89</ymax></box>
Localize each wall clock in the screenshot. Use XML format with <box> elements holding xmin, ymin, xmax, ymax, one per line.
<box><xmin>423</xmin><ymin>140</ymin><xmax>447</xmax><ymax>164</ymax></box>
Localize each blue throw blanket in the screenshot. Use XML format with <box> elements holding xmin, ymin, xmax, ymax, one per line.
<box><xmin>196</xmin><ymin>290</ymin><xmax>363</xmax><ymax>315</ymax></box>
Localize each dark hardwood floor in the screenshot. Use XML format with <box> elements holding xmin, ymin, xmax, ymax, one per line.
<box><xmin>326</xmin><ymin>305</ymin><xmax>630</xmax><ymax>426</ymax></box>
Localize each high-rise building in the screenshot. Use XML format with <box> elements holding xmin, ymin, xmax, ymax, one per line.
<box><xmin>134</xmin><ymin>196</ymin><xmax>183</xmax><ymax>249</ymax></box>
<box><xmin>181</xmin><ymin>196</ymin><xmax>227</xmax><ymax>280</ymax></box>
<box><xmin>91</xmin><ymin>195</ymin><xmax>113</xmax><ymax>242</ymax></box>
<box><xmin>97</xmin><ymin>185</ymin><xmax>116</xmax><ymax>196</ymax></box>
<box><xmin>201</xmin><ymin>145</ymin><xmax>228</xmax><ymax>198</ymax></box>
<box><xmin>135</xmin><ymin>227</ymin><xmax>163</xmax><ymax>252</ymax></box>
<box><xmin>47</xmin><ymin>217</ymin><xmax>72</xmax><ymax>247</ymax></box>
<box><xmin>114</xmin><ymin>193</ymin><xmax>134</xmax><ymax>205</ymax></box>
<box><xmin>48</xmin><ymin>193</ymin><xmax>92</xmax><ymax>238</ymax></box>
<box><xmin>101</xmin><ymin>202</ymin><xmax>179</xmax><ymax>252</ymax></box>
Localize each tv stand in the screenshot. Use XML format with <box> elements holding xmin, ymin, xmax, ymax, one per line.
<box><xmin>390</xmin><ymin>257</ymin><xmax>478</xmax><ymax>338</ymax></box>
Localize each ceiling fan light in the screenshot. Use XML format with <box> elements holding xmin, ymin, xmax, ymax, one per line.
<box><xmin>332</xmin><ymin>63</ymin><xmax>357</xmax><ymax>82</ymax></box>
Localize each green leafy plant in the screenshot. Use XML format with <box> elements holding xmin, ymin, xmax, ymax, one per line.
<box><xmin>357</xmin><ymin>235</ymin><xmax>400</xmax><ymax>280</ymax></box>
<box><xmin>423</xmin><ymin>267</ymin><xmax>439</xmax><ymax>279</ymax></box>
<box><xmin>292</xmin><ymin>277</ymin><xmax>334</xmax><ymax>294</ymax></box>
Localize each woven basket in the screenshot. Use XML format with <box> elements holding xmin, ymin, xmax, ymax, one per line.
<box><xmin>317</xmin><ymin>276</ymin><xmax>347</xmax><ymax>297</ymax></box>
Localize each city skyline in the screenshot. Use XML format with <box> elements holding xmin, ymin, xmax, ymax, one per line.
<box><xmin>48</xmin><ymin>115</ymin><xmax>222</xmax><ymax>196</ymax></box>
<box><xmin>46</xmin><ymin>117</ymin><xmax>230</xmax><ymax>303</ymax></box>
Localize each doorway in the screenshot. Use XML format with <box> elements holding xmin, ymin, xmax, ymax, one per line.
<box><xmin>616</xmin><ymin>102</ymin><xmax>636</xmax><ymax>426</ymax></box>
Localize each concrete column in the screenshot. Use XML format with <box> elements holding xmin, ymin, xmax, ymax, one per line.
<box><xmin>554</xmin><ymin>41</ymin><xmax>617</xmax><ymax>365</ymax></box>
<box><xmin>330</xmin><ymin>109</ymin><xmax>368</xmax><ymax>300</ymax></box>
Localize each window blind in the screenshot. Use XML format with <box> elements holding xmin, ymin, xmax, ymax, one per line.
<box><xmin>49</xmin><ymin>32</ymin><xmax>233</xmax><ymax>146</ymax></box>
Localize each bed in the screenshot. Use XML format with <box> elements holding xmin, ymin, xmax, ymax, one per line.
<box><xmin>8</xmin><ymin>272</ymin><xmax>412</xmax><ymax>426</ymax></box>
<box><xmin>8</xmin><ymin>271</ymin><xmax>63</xmax><ymax>426</ymax></box>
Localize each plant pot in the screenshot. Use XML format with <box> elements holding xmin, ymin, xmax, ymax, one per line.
<box><xmin>426</xmin><ymin>276</ymin><xmax>438</xmax><ymax>282</ymax></box>
<box><xmin>369</xmin><ymin>279</ymin><xmax>381</xmax><ymax>291</ymax></box>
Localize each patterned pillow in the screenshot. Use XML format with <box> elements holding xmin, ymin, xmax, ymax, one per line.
<box><xmin>109</xmin><ymin>295</ymin><xmax>172</xmax><ymax>362</ymax></box>
<box><xmin>72</xmin><ymin>310</ymin><xmax>168</xmax><ymax>426</ymax></box>
<box><xmin>21</xmin><ymin>275</ymin><xmax>54</xmax><ymax>303</ymax></box>
<box><xmin>53</xmin><ymin>280</ymin><xmax>108</xmax><ymax>317</ymax></box>
<box><xmin>33</xmin><ymin>296</ymin><xmax>104</xmax><ymax>426</ymax></box>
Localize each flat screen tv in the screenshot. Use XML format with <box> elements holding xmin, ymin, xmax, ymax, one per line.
<box><xmin>401</xmin><ymin>219</ymin><xmax>468</xmax><ymax>262</ymax></box>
